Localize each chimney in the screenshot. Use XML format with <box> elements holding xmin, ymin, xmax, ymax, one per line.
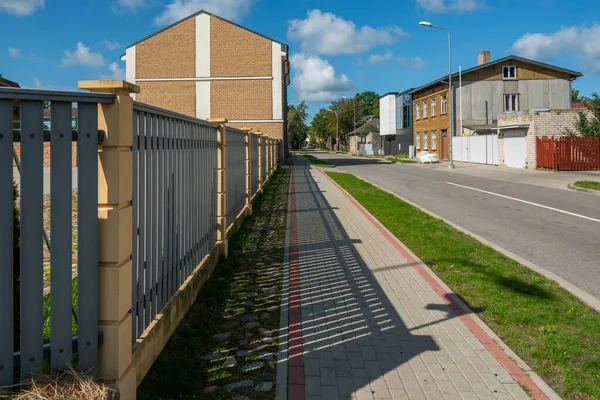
<box><xmin>478</xmin><ymin>51</ymin><xmax>490</xmax><ymax>66</ymax></box>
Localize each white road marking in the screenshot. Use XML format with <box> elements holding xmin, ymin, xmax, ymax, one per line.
<box><xmin>446</xmin><ymin>182</ymin><xmax>600</xmax><ymax>223</ymax></box>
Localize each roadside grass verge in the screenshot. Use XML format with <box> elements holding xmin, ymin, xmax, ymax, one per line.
<box><xmin>386</xmin><ymin>156</ymin><xmax>417</xmax><ymax>164</ymax></box>
<box><xmin>300</xmin><ymin>154</ymin><xmax>333</xmax><ymax>167</ymax></box>
<box><xmin>574</xmin><ymin>181</ymin><xmax>600</xmax><ymax>191</ymax></box>
<box><xmin>137</xmin><ymin>169</ymin><xmax>290</xmax><ymax>399</ymax></box>
<box><xmin>326</xmin><ymin>171</ymin><xmax>600</xmax><ymax>400</ymax></box>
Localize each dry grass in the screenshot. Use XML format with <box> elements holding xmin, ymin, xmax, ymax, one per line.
<box><xmin>0</xmin><ymin>367</ymin><xmax>114</xmax><ymax>400</ymax></box>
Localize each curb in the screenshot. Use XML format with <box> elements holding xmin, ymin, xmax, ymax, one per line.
<box><xmin>317</xmin><ymin>167</ymin><xmax>564</xmax><ymax>400</ymax></box>
<box><xmin>568</xmin><ymin>183</ymin><xmax>600</xmax><ymax>195</ymax></box>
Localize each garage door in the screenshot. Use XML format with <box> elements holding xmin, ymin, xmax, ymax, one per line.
<box><xmin>504</xmin><ymin>130</ymin><xmax>527</xmax><ymax>169</ymax></box>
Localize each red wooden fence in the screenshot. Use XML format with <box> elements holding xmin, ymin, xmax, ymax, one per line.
<box><xmin>536</xmin><ymin>136</ymin><xmax>600</xmax><ymax>171</ymax></box>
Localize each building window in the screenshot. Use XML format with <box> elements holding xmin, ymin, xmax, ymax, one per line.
<box><xmin>431</xmin><ymin>97</ymin><xmax>436</xmax><ymax>117</ymax></box>
<box><xmin>402</xmin><ymin>95</ymin><xmax>411</xmax><ymax>128</ymax></box>
<box><xmin>416</xmin><ymin>103</ymin><xmax>420</xmax><ymax>120</ymax></box>
<box><xmin>431</xmin><ymin>131</ymin><xmax>437</xmax><ymax>150</ymax></box>
<box><xmin>441</xmin><ymin>94</ymin><xmax>447</xmax><ymax>114</ymax></box>
<box><xmin>503</xmin><ymin>66</ymin><xmax>517</xmax><ymax>80</ymax></box>
<box><xmin>416</xmin><ymin>132</ymin><xmax>421</xmax><ymax>150</ymax></box>
<box><xmin>423</xmin><ymin>132</ymin><xmax>428</xmax><ymax>150</ymax></box>
<box><xmin>504</xmin><ymin>94</ymin><xmax>520</xmax><ymax>112</ymax></box>
<box><xmin>423</xmin><ymin>100</ymin><xmax>428</xmax><ymax>119</ymax></box>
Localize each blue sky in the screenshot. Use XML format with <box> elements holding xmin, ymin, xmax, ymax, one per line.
<box><xmin>1</xmin><ymin>0</ymin><xmax>599</xmax><ymax>116</ymax></box>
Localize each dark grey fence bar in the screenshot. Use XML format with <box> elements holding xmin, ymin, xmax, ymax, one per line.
<box><xmin>0</xmin><ymin>87</ymin><xmax>113</xmax><ymax>386</ymax></box>
<box><xmin>132</xmin><ymin>102</ymin><xmax>218</xmax><ymax>343</ymax></box>
<box><xmin>261</xmin><ymin>138</ymin><xmax>267</xmax><ymax>183</ymax></box>
<box><xmin>226</xmin><ymin>128</ymin><xmax>246</xmax><ymax>224</ymax></box>
<box><xmin>0</xmin><ymin>99</ymin><xmax>14</xmax><ymax>386</ymax></box>
<box><xmin>251</xmin><ymin>135</ymin><xmax>259</xmax><ymax>197</ymax></box>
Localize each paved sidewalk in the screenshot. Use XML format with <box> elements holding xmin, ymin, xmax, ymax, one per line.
<box><xmin>283</xmin><ymin>156</ymin><xmax>542</xmax><ymax>400</ymax></box>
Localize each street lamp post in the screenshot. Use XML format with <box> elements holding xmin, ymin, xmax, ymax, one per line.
<box><xmin>343</xmin><ymin>96</ymin><xmax>357</xmax><ymax>154</ymax></box>
<box><xmin>327</xmin><ymin>109</ymin><xmax>339</xmax><ymax>152</ymax></box>
<box><xmin>419</xmin><ymin>21</ymin><xmax>454</xmax><ymax>168</ymax></box>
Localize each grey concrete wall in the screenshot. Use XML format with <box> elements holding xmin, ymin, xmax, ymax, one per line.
<box><xmin>382</xmin><ymin>127</ymin><xmax>413</xmax><ymax>156</ymax></box>
<box><xmin>457</xmin><ymin>79</ymin><xmax>571</xmax><ymax>128</ymax></box>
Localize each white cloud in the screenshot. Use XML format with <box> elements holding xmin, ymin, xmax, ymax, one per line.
<box><xmin>8</xmin><ymin>47</ymin><xmax>21</xmax><ymax>57</ymax></box>
<box><xmin>114</xmin><ymin>0</ymin><xmax>145</xmax><ymax>12</ymax></box>
<box><xmin>62</xmin><ymin>42</ymin><xmax>106</xmax><ymax>68</ymax></box>
<box><xmin>28</xmin><ymin>78</ymin><xmax>78</xmax><ymax>92</ymax></box>
<box><xmin>288</xmin><ymin>10</ymin><xmax>408</xmax><ymax>56</ymax></box>
<box><xmin>0</xmin><ymin>0</ymin><xmax>44</xmax><ymax>16</ymax></box>
<box><xmin>154</xmin><ymin>0</ymin><xmax>252</xmax><ymax>26</ymax></box>
<box><xmin>399</xmin><ymin>56</ymin><xmax>426</xmax><ymax>70</ymax></box>
<box><xmin>101</xmin><ymin>62</ymin><xmax>126</xmax><ymax>80</ymax></box>
<box><xmin>104</xmin><ymin>40</ymin><xmax>121</xmax><ymax>51</ymax></box>
<box><xmin>416</xmin><ymin>0</ymin><xmax>483</xmax><ymax>13</ymax></box>
<box><xmin>290</xmin><ymin>53</ymin><xmax>353</xmax><ymax>102</ymax></box>
<box><xmin>511</xmin><ymin>24</ymin><xmax>600</xmax><ymax>73</ymax></box>
<box><xmin>368</xmin><ymin>50</ymin><xmax>393</xmax><ymax>64</ymax></box>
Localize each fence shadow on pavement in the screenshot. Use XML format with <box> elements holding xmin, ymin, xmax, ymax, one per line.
<box><xmin>291</xmin><ymin>164</ymin><xmax>449</xmax><ymax>398</ymax></box>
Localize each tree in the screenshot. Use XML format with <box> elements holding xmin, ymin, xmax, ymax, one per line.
<box><xmin>356</xmin><ymin>91</ymin><xmax>380</xmax><ymax>118</ymax></box>
<box><xmin>565</xmin><ymin>93</ymin><xmax>600</xmax><ymax>137</ymax></box>
<box><xmin>288</xmin><ymin>101</ymin><xmax>309</xmax><ymax>149</ymax></box>
<box><xmin>571</xmin><ymin>88</ymin><xmax>581</xmax><ymax>103</ymax></box>
<box><xmin>309</xmin><ymin>109</ymin><xmax>330</xmax><ymax>144</ymax></box>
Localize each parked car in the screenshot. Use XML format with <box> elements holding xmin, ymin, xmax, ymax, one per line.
<box><xmin>414</xmin><ymin>151</ymin><xmax>440</xmax><ymax>164</ymax></box>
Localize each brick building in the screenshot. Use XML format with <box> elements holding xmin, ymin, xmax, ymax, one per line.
<box><xmin>121</xmin><ymin>10</ymin><xmax>290</xmax><ymax>158</ymax></box>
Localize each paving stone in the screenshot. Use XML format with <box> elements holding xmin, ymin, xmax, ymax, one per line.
<box><xmin>258</xmin><ymin>327</ymin><xmax>273</xmax><ymax>337</ymax></box>
<box><xmin>260</xmin><ymin>313</ymin><xmax>271</xmax><ymax>320</ymax></box>
<box><xmin>225</xmin><ymin>380</ymin><xmax>255</xmax><ymax>392</ymax></box>
<box><xmin>221</xmin><ymin>320</ymin><xmax>240</xmax><ymax>329</ymax></box>
<box><xmin>213</xmin><ymin>332</ymin><xmax>231</xmax><ymax>341</ymax></box>
<box><xmin>261</xmin><ymin>337</ymin><xmax>274</xmax><ymax>344</ymax></box>
<box><xmin>258</xmin><ymin>351</ymin><xmax>274</xmax><ymax>360</ymax></box>
<box><xmin>204</xmin><ymin>352</ymin><xmax>223</xmax><ymax>361</ymax></box>
<box><xmin>242</xmin><ymin>314</ymin><xmax>259</xmax><ymax>323</ymax></box>
<box><xmin>223</xmin><ymin>357</ymin><xmax>237</xmax><ymax>368</ymax></box>
<box><xmin>238</xmin><ymin>339</ymin><xmax>249</xmax><ymax>346</ymax></box>
<box><xmin>244</xmin><ymin>321</ymin><xmax>261</xmax><ymax>329</ymax></box>
<box><xmin>255</xmin><ymin>381</ymin><xmax>274</xmax><ymax>392</ymax></box>
<box><xmin>261</xmin><ymin>286</ymin><xmax>276</xmax><ymax>294</ymax></box>
<box><xmin>242</xmin><ymin>361</ymin><xmax>264</xmax><ymax>372</ymax></box>
<box><xmin>232</xmin><ymin>396</ymin><xmax>251</xmax><ymax>400</ymax></box>
<box><xmin>236</xmin><ymin>350</ymin><xmax>250</xmax><ymax>357</ymax></box>
<box><xmin>202</xmin><ymin>385</ymin><xmax>218</xmax><ymax>394</ymax></box>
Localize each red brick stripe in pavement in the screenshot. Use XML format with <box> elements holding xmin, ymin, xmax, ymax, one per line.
<box><xmin>321</xmin><ymin>170</ymin><xmax>549</xmax><ymax>400</ymax></box>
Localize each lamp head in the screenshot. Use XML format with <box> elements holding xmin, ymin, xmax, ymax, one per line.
<box><xmin>419</xmin><ymin>21</ymin><xmax>433</xmax><ymax>27</ymax></box>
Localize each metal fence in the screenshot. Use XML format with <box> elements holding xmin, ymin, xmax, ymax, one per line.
<box><xmin>251</xmin><ymin>134</ymin><xmax>259</xmax><ymax>197</ymax></box>
<box><xmin>225</xmin><ymin>128</ymin><xmax>246</xmax><ymax>225</ymax></box>
<box><xmin>261</xmin><ymin>138</ymin><xmax>267</xmax><ymax>183</ymax></box>
<box><xmin>132</xmin><ymin>102</ymin><xmax>218</xmax><ymax>342</ymax></box>
<box><xmin>0</xmin><ymin>88</ymin><xmax>115</xmax><ymax>385</ymax></box>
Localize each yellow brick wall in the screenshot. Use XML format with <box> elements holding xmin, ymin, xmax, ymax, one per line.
<box><xmin>210</xmin><ymin>16</ymin><xmax>272</xmax><ymax>77</ymax></box>
<box><xmin>211</xmin><ymin>80</ymin><xmax>272</xmax><ymax>120</ymax></box>
<box><xmin>228</xmin><ymin>122</ymin><xmax>284</xmax><ymax>141</ymax></box>
<box><xmin>136</xmin><ymin>17</ymin><xmax>196</xmax><ymax>79</ymax></box>
<box><xmin>136</xmin><ymin>81</ymin><xmax>196</xmax><ymax>117</ymax></box>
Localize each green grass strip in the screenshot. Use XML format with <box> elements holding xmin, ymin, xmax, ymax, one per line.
<box><xmin>300</xmin><ymin>154</ymin><xmax>333</xmax><ymax>167</ymax></box>
<box><xmin>574</xmin><ymin>181</ymin><xmax>600</xmax><ymax>191</ymax></box>
<box><xmin>326</xmin><ymin>171</ymin><xmax>600</xmax><ymax>400</ymax></box>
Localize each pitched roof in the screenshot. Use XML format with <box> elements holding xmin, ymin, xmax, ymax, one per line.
<box><xmin>410</xmin><ymin>55</ymin><xmax>582</xmax><ymax>95</ymax></box>
<box><xmin>348</xmin><ymin>118</ymin><xmax>380</xmax><ymax>136</ymax></box>
<box><xmin>122</xmin><ymin>10</ymin><xmax>286</xmax><ymax>56</ymax></box>
<box><xmin>0</xmin><ymin>77</ymin><xmax>20</xmax><ymax>88</ymax></box>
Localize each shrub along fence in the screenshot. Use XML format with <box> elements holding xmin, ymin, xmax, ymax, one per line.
<box><xmin>0</xmin><ymin>81</ymin><xmax>281</xmax><ymax>398</ymax></box>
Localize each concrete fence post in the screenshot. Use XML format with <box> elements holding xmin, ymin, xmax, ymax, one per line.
<box><xmin>78</xmin><ymin>80</ymin><xmax>139</xmax><ymax>399</ymax></box>
<box><xmin>209</xmin><ymin>118</ymin><xmax>228</xmax><ymax>259</ymax></box>
<box><xmin>257</xmin><ymin>132</ymin><xmax>263</xmax><ymax>193</ymax></box>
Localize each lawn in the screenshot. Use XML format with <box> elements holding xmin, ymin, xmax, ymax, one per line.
<box><xmin>300</xmin><ymin>154</ymin><xmax>333</xmax><ymax>167</ymax></box>
<box><xmin>574</xmin><ymin>181</ymin><xmax>600</xmax><ymax>191</ymax></box>
<box><xmin>326</xmin><ymin>171</ymin><xmax>600</xmax><ymax>400</ymax></box>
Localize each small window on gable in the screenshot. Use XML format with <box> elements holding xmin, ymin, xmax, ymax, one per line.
<box><xmin>503</xmin><ymin>66</ymin><xmax>517</xmax><ymax>80</ymax></box>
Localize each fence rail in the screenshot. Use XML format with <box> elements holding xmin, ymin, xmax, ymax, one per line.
<box><xmin>537</xmin><ymin>136</ymin><xmax>600</xmax><ymax>171</ymax></box>
<box><xmin>0</xmin><ymin>87</ymin><xmax>114</xmax><ymax>386</ymax></box>
<box><xmin>132</xmin><ymin>102</ymin><xmax>218</xmax><ymax>342</ymax></box>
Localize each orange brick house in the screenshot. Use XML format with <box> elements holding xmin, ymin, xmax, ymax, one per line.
<box><xmin>121</xmin><ymin>10</ymin><xmax>290</xmax><ymax>157</ymax></box>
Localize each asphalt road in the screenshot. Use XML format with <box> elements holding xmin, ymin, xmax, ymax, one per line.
<box><xmin>309</xmin><ymin>152</ymin><xmax>600</xmax><ymax>301</ymax></box>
